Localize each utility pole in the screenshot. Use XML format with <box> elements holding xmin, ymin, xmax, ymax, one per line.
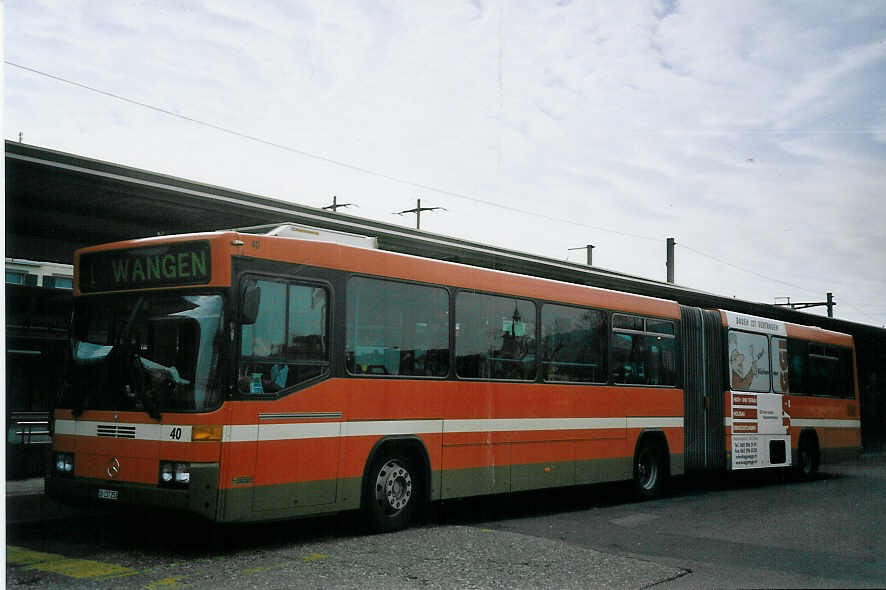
<box><xmin>666</xmin><ymin>237</ymin><xmax>676</xmax><ymax>284</ymax></box>
<box><xmin>395</xmin><ymin>198</ymin><xmax>446</xmax><ymax>230</ymax></box>
<box><xmin>568</xmin><ymin>244</ymin><xmax>594</xmax><ymax>266</ymax></box>
<box><xmin>774</xmin><ymin>292</ymin><xmax>835</xmax><ymax>318</ymax></box>
<box><xmin>322</xmin><ymin>195</ymin><xmax>355</xmax><ymax>212</ymax></box>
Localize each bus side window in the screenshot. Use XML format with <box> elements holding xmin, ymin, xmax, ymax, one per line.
<box><xmin>455</xmin><ymin>291</ymin><xmax>536</xmax><ymax>381</ymax></box>
<box><xmin>611</xmin><ymin>315</ymin><xmax>676</xmax><ymax>386</ymax></box>
<box><xmin>837</xmin><ymin>347</ymin><xmax>855</xmax><ymax>399</ymax></box>
<box><xmin>788</xmin><ymin>339</ymin><xmax>807</xmax><ymax>394</ymax></box>
<box><xmin>540</xmin><ymin>304</ymin><xmax>607</xmax><ymax>383</ymax></box>
<box><xmin>808</xmin><ymin>343</ymin><xmax>839</xmax><ymax>396</ymax></box>
<box><xmin>771</xmin><ymin>336</ymin><xmax>789</xmax><ymax>393</ymax></box>
<box><xmin>346</xmin><ymin>277</ymin><xmax>449</xmax><ymax>378</ymax></box>
<box><xmin>241</xmin><ymin>280</ymin><xmax>286</xmax><ymax>358</ymax></box>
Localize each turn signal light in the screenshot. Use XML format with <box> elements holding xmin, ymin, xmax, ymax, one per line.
<box><xmin>191</xmin><ymin>425</ymin><xmax>222</xmax><ymax>441</ymax></box>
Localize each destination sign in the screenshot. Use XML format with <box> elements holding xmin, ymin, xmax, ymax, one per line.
<box><xmin>79</xmin><ymin>241</ymin><xmax>212</xmax><ymax>293</ymax></box>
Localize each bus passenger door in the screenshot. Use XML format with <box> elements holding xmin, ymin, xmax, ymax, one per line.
<box><xmin>238</xmin><ymin>275</ymin><xmax>339</xmax><ymax>513</ymax></box>
<box><xmin>253</xmin><ymin>417</ymin><xmax>341</xmax><ymax>512</ymax></box>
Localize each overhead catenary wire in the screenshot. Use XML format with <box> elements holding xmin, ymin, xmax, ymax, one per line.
<box><xmin>5</xmin><ymin>60</ymin><xmax>660</xmax><ymax>242</ymax></box>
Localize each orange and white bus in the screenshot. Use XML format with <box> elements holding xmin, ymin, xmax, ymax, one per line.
<box><xmin>47</xmin><ymin>227</ymin><xmax>861</xmax><ymax>530</ymax></box>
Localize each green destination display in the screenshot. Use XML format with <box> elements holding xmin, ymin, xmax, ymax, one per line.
<box><xmin>79</xmin><ymin>241</ymin><xmax>212</xmax><ymax>293</ymax></box>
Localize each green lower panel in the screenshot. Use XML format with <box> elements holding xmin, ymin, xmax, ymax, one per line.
<box><xmin>511</xmin><ymin>460</ymin><xmax>574</xmax><ymax>492</ymax></box>
<box><xmin>575</xmin><ymin>456</ymin><xmax>632</xmax><ymax>485</ymax></box>
<box><xmin>442</xmin><ymin>465</ymin><xmax>510</xmax><ymax>499</ymax></box>
<box><xmin>219</xmin><ymin>477</ymin><xmax>362</xmax><ymax>523</ymax></box>
<box><xmin>252</xmin><ymin>478</ymin><xmax>338</xmax><ymax>512</ymax></box>
<box><xmin>189</xmin><ymin>463</ymin><xmax>221</xmax><ymax>519</ymax></box>
<box><xmin>430</xmin><ymin>469</ymin><xmax>442</xmax><ymax>501</ymax></box>
<box><xmin>441</xmin><ymin>456</ymin><xmax>645</xmax><ymax>500</ymax></box>
<box><xmin>219</xmin><ymin>486</ymin><xmax>253</xmax><ymax>522</ymax></box>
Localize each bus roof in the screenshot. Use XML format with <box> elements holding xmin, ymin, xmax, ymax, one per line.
<box><xmin>718</xmin><ymin>309</ymin><xmax>853</xmax><ymax>347</ymax></box>
<box><xmin>75</xmin><ymin>230</ymin><xmax>682</xmax><ymax>319</ymax></box>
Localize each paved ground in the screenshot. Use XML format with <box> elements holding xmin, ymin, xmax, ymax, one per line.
<box><xmin>459</xmin><ymin>458</ymin><xmax>886</xmax><ymax>588</ymax></box>
<box><xmin>5</xmin><ymin>512</ymin><xmax>683</xmax><ymax>589</ymax></box>
<box><xmin>6</xmin><ymin>455</ymin><xmax>885</xmax><ymax>589</ymax></box>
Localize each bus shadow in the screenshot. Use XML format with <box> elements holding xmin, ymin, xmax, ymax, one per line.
<box><xmin>6</xmin><ymin>469</ymin><xmax>847</xmax><ymax>557</ymax></box>
<box><xmin>433</xmin><ymin>468</ymin><xmax>847</xmax><ymax>526</ymax></box>
<box><xmin>6</xmin><ymin>504</ymin><xmax>365</xmax><ymax>558</ymax></box>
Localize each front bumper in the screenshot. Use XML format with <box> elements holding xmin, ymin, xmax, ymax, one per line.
<box><xmin>46</xmin><ymin>462</ymin><xmax>220</xmax><ymax>520</ymax></box>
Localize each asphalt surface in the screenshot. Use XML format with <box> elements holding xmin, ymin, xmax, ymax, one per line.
<box><xmin>6</xmin><ymin>455</ymin><xmax>885</xmax><ymax>589</ymax></box>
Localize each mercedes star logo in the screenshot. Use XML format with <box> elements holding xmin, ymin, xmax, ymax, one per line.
<box><xmin>106</xmin><ymin>457</ymin><xmax>121</xmax><ymax>479</ymax></box>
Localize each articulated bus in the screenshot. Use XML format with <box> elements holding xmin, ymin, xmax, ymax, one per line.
<box><xmin>47</xmin><ymin>227</ymin><xmax>861</xmax><ymax>531</ymax></box>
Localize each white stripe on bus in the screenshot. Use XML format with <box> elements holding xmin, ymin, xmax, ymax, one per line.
<box><xmin>225</xmin><ymin>417</ymin><xmax>682</xmax><ymax>443</ymax></box>
<box><xmin>54</xmin><ymin>420</ymin><xmax>193</xmax><ymax>442</ymax></box>
<box><xmin>57</xmin><ymin>416</ymin><xmax>684</xmax><ymax>444</ymax></box>
<box><xmin>791</xmin><ymin>418</ymin><xmax>861</xmax><ymax>429</ymax></box>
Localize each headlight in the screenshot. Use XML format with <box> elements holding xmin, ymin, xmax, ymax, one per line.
<box><xmin>160</xmin><ymin>463</ymin><xmax>174</xmax><ymax>483</ymax></box>
<box><xmin>54</xmin><ymin>452</ymin><xmax>74</xmax><ymax>475</ymax></box>
<box><xmin>159</xmin><ymin>461</ymin><xmax>190</xmax><ymax>487</ymax></box>
<box><xmin>174</xmin><ymin>463</ymin><xmax>190</xmax><ymax>484</ymax></box>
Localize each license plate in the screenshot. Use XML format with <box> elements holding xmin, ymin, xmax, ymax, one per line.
<box><xmin>97</xmin><ymin>488</ymin><xmax>119</xmax><ymax>501</ymax></box>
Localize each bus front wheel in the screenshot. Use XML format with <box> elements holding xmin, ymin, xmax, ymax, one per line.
<box><xmin>363</xmin><ymin>452</ymin><xmax>421</xmax><ymax>533</ymax></box>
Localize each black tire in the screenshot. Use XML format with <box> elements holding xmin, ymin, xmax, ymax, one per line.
<box><xmin>633</xmin><ymin>442</ymin><xmax>666</xmax><ymax>500</ymax></box>
<box><xmin>363</xmin><ymin>451</ymin><xmax>421</xmax><ymax>533</ymax></box>
<box><xmin>795</xmin><ymin>438</ymin><xmax>819</xmax><ymax>480</ymax></box>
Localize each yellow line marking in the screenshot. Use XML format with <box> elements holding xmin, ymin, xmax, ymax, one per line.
<box><xmin>243</xmin><ymin>561</ymin><xmax>292</xmax><ymax>575</ymax></box>
<box><xmin>144</xmin><ymin>576</ymin><xmax>189</xmax><ymax>588</ymax></box>
<box><xmin>302</xmin><ymin>553</ymin><xmax>328</xmax><ymax>562</ymax></box>
<box><xmin>7</xmin><ymin>545</ymin><xmax>138</xmax><ymax>580</ymax></box>
<box><xmin>7</xmin><ymin>546</ymin><xmax>56</xmax><ymax>566</ymax></box>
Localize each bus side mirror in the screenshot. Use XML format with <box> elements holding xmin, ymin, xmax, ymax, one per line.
<box><xmin>240</xmin><ymin>282</ymin><xmax>261</xmax><ymax>325</ymax></box>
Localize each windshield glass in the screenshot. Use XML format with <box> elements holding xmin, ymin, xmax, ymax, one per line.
<box><xmin>68</xmin><ymin>292</ymin><xmax>225</xmax><ymax>414</ymax></box>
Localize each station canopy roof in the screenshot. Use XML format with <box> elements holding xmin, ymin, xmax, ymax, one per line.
<box><xmin>5</xmin><ymin>140</ymin><xmax>882</xmax><ymax>338</ymax></box>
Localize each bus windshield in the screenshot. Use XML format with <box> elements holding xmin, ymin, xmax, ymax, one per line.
<box><xmin>68</xmin><ymin>292</ymin><xmax>225</xmax><ymax>415</ymax></box>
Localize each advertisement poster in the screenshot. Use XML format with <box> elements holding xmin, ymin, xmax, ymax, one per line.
<box><xmin>731</xmin><ymin>392</ymin><xmax>791</xmax><ymax>470</ymax></box>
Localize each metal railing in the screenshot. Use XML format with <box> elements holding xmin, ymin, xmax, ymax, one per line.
<box><xmin>7</xmin><ymin>412</ymin><xmax>51</xmax><ymax>446</ymax></box>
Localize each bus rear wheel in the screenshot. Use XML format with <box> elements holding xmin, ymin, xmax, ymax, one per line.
<box><xmin>363</xmin><ymin>452</ymin><xmax>421</xmax><ymax>533</ymax></box>
<box><xmin>633</xmin><ymin>442</ymin><xmax>666</xmax><ymax>499</ymax></box>
<box><xmin>796</xmin><ymin>438</ymin><xmax>819</xmax><ymax>480</ymax></box>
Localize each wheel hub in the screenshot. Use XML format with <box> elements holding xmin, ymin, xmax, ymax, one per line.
<box><xmin>375</xmin><ymin>459</ymin><xmax>412</xmax><ymax>514</ymax></box>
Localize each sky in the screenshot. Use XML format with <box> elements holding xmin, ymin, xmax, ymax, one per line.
<box><xmin>4</xmin><ymin>0</ymin><xmax>886</xmax><ymax>327</ymax></box>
